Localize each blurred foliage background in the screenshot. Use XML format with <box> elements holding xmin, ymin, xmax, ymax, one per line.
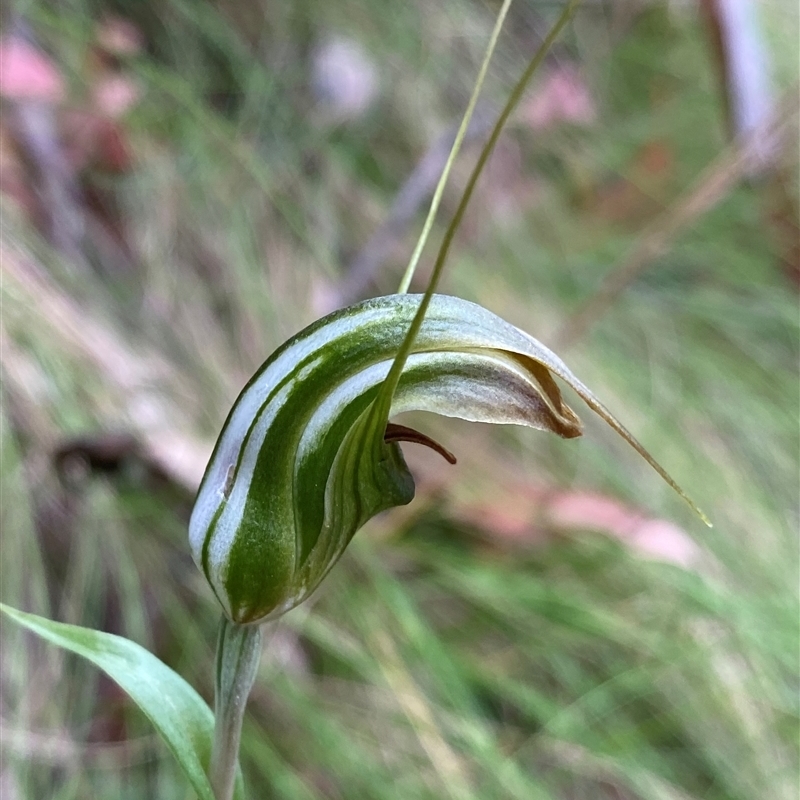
<box><xmin>0</xmin><ymin>0</ymin><xmax>798</xmax><ymax>798</ymax></box>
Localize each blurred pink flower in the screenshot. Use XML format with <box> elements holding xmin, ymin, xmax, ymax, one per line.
<box><xmin>548</xmin><ymin>491</ymin><xmax>701</xmax><ymax>568</ymax></box>
<box><xmin>96</xmin><ymin>16</ymin><xmax>143</xmax><ymax>58</ymax></box>
<box><xmin>0</xmin><ymin>36</ymin><xmax>64</xmax><ymax>102</ymax></box>
<box><xmin>522</xmin><ymin>64</ymin><xmax>595</xmax><ymax>129</ymax></box>
<box><xmin>92</xmin><ymin>74</ymin><xmax>140</xmax><ymax>118</ymax></box>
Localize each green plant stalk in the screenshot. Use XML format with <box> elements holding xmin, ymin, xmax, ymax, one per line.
<box><xmin>211</xmin><ymin>618</ymin><xmax>262</xmax><ymax>800</ymax></box>
<box><xmin>430</xmin><ymin>0</ymin><xmax>580</xmax><ymax>297</ymax></box>
<box><xmin>373</xmin><ymin>0</ymin><xmax>581</xmax><ymax>427</ymax></box>
<box><xmin>397</xmin><ymin>0</ymin><xmax>514</xmax><ymax>294</ymax></box>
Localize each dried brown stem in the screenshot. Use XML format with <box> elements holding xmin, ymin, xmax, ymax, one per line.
<box><xmin>0</xmin><ymin>241</ymin><xmax>214</xmax><ymax>494</ymax></box>
<box><xmin>553</xmin><ymin>93</ymin><xmax>798</xmax><ymax>350</ymax></box>
<box><xmin>330</xmin><ymin>106</ymin><xmax>497</xmax><ymax>310</ymax></box>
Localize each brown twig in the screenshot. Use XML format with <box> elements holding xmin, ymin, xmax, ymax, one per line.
<box><xmin>330</xmin><ymin>105</ymin><xmax>497</xmax><ymax>310</ymax></box>
<box><xmin>3</xmin><ymin>22</ymin><xmax>85</xmax><ymax>263</ymax></box>
<box><xmin>553</xmin><ymin>93</ymin><xmax>798</xmax><ymax>350</ymax></box>
<box><xmin>0</xmin><ymin>240</ymin><xmax>214</xmax><ymax>494</ymax></box>
<box><xmin>0</xmin><ymin>720</ymin><xmax>156</xmax><ymax>766</ymax></box>
<box><xmin>700</xmin><ymin>0</ymin><xmax>777</xmax><ymax>173</ymax></box>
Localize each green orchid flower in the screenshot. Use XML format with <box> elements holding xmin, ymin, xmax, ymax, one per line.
<box><xmin>189</xmin><ymin>292</ymin><xmax>702</xmax><ymax>625</ymax></box>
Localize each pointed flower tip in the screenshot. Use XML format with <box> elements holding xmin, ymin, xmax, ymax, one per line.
<box><xmin>673</xmin><ymin>485</ymin><xmax>712</xmax><ymax>528</ymax></box>
<box><xmin>679</xmin><ymin>493</ymin><xmax>713</xmax><ymax>528</ymax></box>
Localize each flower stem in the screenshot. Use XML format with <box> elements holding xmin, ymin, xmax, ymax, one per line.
<box><xmin>397</xmin><ymin>0</ymin><xmax>514</xmax><ymax>294</ymax></box>
<box><xmin>210</xmin><ymin>617</ymin><xmax>262</xmax><ymax>800</ymax></box>
<box><xmin>373</xmin><ymin>0</ymin><xmax>580</xmax><ymax>426</ymax></box>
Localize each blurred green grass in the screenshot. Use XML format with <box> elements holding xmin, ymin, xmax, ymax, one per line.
<box><xmin>1</xmin><ymin>1</ymin><xmax>798</xmax><ymax>798</ymax></box>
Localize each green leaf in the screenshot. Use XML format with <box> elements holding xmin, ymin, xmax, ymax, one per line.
<box><xmin>0</xmin><ymin>603</ymin><xmax>244</xmax><ymax>800</ymax></box>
